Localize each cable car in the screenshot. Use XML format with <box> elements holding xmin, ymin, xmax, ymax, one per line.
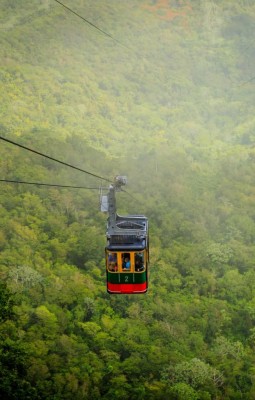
<box><xmin>101</xmin><ymin>176</ymin><xmax>149</xmax><ymax>294</ymax></box>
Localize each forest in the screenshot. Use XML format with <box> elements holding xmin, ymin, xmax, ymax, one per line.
<box><xmin>1</xmin><ymin>0</ymin><xmax>255</xmax><ymax>399</ymax></box>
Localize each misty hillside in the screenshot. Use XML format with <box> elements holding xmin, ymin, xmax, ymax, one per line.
<box><xmin>1</xmin><ymin>1</ymin><xmax>255</xmax><ymax>399</ymax></box>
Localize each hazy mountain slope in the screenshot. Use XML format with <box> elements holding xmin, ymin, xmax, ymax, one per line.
<box><xmin>1</xmin><ymin>1</ymin><xmax>255</xmax><ymax>399</ymax></box>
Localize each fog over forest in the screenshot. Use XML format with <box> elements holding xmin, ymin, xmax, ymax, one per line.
<box><xmin>1</xmin><ymin>1</ymin><xmax>255</xmax><ymax>399</ymax></box>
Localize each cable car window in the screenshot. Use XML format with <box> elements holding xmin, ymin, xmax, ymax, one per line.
<box><xmin>122</xmin><ymin>252</ymin><xmax>131</xmax><ymax>271</ymax></box>
<box><xmin>135</xmin><ymin>252</ymin><xmax>145</xmax><ymax>272</ymax></box>
<box><xmin>108</xmin><ymin>252</ymin><xmax>118</xmax><ymax>272</ymax></box>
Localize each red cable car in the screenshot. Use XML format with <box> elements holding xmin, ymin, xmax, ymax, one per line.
<box><xmin>101</xmin><ymin>177</ymin><xmax>149</xmax><ymax>294</ymax></box>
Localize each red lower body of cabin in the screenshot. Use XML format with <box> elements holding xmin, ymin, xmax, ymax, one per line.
<box><xmin>107</xmin><ymin>282</ymin><xmax>147</xmax><ymax>294</ymax></box>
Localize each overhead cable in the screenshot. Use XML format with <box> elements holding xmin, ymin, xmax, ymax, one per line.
<box><xmin>52</xmin><ymin>0</ymin><xmax>174</xmax><ymax>89</ymax></box>
<box><xmin>237</xmin><ymin>75</ymin><xmax>255</xmax><ymax>87</ymax></box>
<box><xmin>54</xmin><ymin>1</ymin><xmax>250</xmax><ymax>97</ymax></box>
<box><xmin>0</xmin><ymin>179</ymin><xmax>100</xmax><ymax>189</ymax></box>
<box><xmin>53</xmin><ymin>0</ymin><xmax>132</xmax><ymax>51</ymax></box>
<box><xmin>0</xmin><ymin>136</ymin><xmax>111</xmax><ymax>183</ymax></box>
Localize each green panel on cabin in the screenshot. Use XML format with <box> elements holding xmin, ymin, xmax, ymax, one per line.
<box><xmin>133</xmin><ymin>271</ymin><xmax>147</xmax><ymax>283</ymax></box>
<box><xmin>107</xmin><ymin>271</ymin><xmax>146</xmax><ymax>284</ymax></box>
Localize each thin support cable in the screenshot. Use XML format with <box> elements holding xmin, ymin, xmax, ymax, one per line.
<box><xmin>0</xmin><ymin>179</ymin><xmax>100</xmax><ymax>189</ymax></box>
<box><xmin>0</xmin><ymin>136</ymin><xmax>111</xmax><ymax>183</ymax></box>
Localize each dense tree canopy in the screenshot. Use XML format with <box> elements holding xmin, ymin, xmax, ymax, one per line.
<box><xmin>1</xmin><ymin>0</ymin><xmax>255</xmax><ymax>398</ymax></box>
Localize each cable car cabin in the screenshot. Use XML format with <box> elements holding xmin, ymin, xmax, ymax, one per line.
<box><xmin>106</xmin><ymin>214</ymin><xmax>149</xmax><ymax>294</ymax></box>
<box><xmin>102</xmin><ymin>176</ymin><xmax>149</xmax><ymax>294</ymax></box>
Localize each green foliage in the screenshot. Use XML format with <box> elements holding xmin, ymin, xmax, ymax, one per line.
<box><xmin>0</xmin><ymin>282</ymin><xmax>14</xmax><ymax>322</ymax></box>
<box><xmin>170</xmin><ymin>382</ymin><xmax>199</xmax><ymax>400</ymax></box>
<box><xmin>1</xmin><ymin>0</ymin><xmax>255</xmax><ymax>398</ymax></box>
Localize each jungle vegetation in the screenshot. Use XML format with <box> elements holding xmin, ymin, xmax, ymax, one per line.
<box><xmin>1</xmin><ymin>0</ymin><xmax>255</xmax><ymax>399</ymax></box>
